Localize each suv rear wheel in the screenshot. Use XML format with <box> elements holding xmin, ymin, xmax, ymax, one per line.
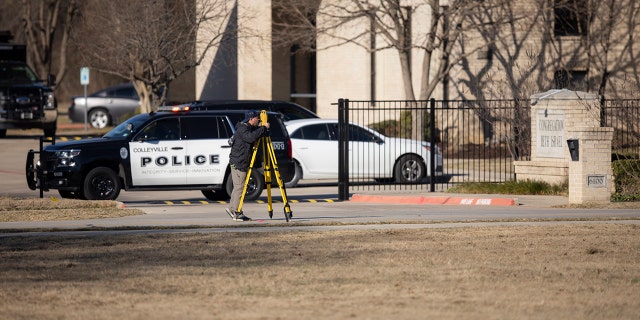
<box><xmin>224</xmin><ymin>170</ymin><xmax>264</xmax><ymax>201</ymax></box>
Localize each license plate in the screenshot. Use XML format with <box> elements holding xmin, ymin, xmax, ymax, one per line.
<box><xmin>272</xmin><ymin>142</ymin><xmax>285</xmax><ymax>150</ymax></box>
<box><xmin>20</xmin><ymin>112</ymin><xmax>34</xmax><ymax>119</ymax></box>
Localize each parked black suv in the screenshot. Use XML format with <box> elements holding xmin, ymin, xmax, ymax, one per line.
<box><xmin>187</xmin><ymin>100</ymin><xmax>319</xmax><ymax>122</ymax></box>
<box><xmin>0</xmin><ymin>31</ymin><xmax>57</xmax><ymax>138</ymax></box>
<box><xmin>26</xmin><ymin>108</ymin><xmax>294</xmax><ymax>201</ymax></box>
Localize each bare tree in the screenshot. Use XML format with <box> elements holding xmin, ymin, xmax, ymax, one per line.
<box><xmin>20</xmin><ymin>0</ymin><xmax>79</xmax><ymax>88</ymax></box>
<box><xmin>453</xmin><ymin>0</ymin><xmax>555</xmax><ymax>159</ymax></box>
<box><xmin>274</xmin><ymin>0</ymin><xmax>509</xmax><ymax>139</ymax></box>
<box><xmin>75</xmin><ymin>0</ymin><xmax>247</xmax><ymax>113</ymax></box>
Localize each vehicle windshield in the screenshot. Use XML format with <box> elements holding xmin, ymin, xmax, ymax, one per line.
<box><xmin>103</xmin><ymin>113</ymin><xmax>151</xmax><ymax>138</ymax></box>
<box><xmin>0</xmin><ymin>63</ymin><xmax>39</xmax><ymax>84</ymax></box>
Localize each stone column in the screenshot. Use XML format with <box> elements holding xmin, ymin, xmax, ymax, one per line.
<box><xmin>567</xmin><ymin>127</ymin><xmax>615</xmax><ymax>204</ymax></box>
<box><xmin>237</xmin><ymin>0</ymin><xmax>272</xmax><ymax>100</ymax></box>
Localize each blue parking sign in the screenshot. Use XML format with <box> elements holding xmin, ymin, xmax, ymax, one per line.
<box><xmin>80</xmin><ymin>67</ymin><xmax>90</xmax><ymax>85</ymax></box>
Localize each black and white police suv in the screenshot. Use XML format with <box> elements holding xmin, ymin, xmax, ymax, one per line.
<box><xmin>25</xmin><ymin>106</ymin><xmax>295</xmax><ymax>201</ymax></box>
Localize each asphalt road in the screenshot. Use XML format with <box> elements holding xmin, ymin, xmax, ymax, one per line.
<box><xmin>2</xmin><ymin>132</ymin><xmax>640</xmax><ymax>234</ymax></box>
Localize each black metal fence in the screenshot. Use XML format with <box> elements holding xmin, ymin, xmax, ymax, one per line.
<box><xmin>603</xmin><ymin>99</ymin><xmax>640</xmax><ymax>157</ymax></box>
<box><xmin>337</xmin><ymin>98</ymin><xmax>640</xmax><ymax>200</ymax></box>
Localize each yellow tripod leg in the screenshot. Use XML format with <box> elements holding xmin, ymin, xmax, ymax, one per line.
<box><xmin>262</xmin><ymin>137</ymin><xmax>274</xmax><ymax>218</ymax></box>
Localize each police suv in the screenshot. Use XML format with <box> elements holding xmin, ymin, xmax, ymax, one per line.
<box><xmin>25</xmin><ymin>107</ymin><xmax>295</xmax><ymax>201</ymax></box>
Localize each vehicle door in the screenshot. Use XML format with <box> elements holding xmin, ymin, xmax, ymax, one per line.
<box><xmin>329</xmin><ymin>123</ymin><xmax>385</xmax><ymax>178</ymax></box>
<box><xmin>181</xmin><ymin>115</ymin><xmax>233</xmax><ymax>184</ymax></box>
<box><xmin>291</xmin><ymin>123</ymin><xmax>337</xmax><ymax>178</ymax></box>
<box><xmin>99</xmin><ymin>85</ymin><xmax>140</xmax><ymax>115</ymax></box>
<box><xmin>129</xmin><ymin>117</ymin><xmax>186</xmax><ymax>185</ymax></box>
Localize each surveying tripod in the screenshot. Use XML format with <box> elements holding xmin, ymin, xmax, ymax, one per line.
<box><xmin>236</xmin><ymin>110</ymin><xmax>293</xmax><ymax>222</ymax></box>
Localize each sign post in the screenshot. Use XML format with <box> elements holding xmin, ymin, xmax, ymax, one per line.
<box><xmin>80</xmin><ymin>67</ymin><xmax>90</xmax><ymax>131</ymax></box>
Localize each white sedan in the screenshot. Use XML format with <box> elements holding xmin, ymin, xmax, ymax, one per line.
<box><xmin>284</xmin><ymin>119</ymin><xmax>443</xmax><ymax>187</ymax></box>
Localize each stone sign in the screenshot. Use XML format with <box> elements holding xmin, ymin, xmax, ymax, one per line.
<box><xmin>535</xmin><ymin>109</ymin><xmax>565</xmax><ymax>158</ymax></box>
<box><xmin>587</xmin><ymin>175</ymin><xmax>606</xmax><ymax>188</ymax></box>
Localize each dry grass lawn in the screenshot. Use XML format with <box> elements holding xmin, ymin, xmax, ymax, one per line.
<box><xmin>1</xmin><ymin>224</ymin><xmax>639</xmax><ymax>319</ymax></box>
<box><xmin>0</xmin><ymin>197</ymin><xmax>143</xmax><ymax>222</ymax></box>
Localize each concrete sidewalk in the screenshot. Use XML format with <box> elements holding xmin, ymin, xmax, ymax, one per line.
<box><xmin>276</xmin><ymin>183</ymin><xmax>570</xmax><ymax>208</ymax></box>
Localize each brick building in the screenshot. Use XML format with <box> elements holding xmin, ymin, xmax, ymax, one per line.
<box><xmin>194</xmin><ymin>0</ymin><xmax>640</xmax><ymax>119</ymax></box>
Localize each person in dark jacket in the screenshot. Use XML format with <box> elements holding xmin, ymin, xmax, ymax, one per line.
<box><xmin>226</xmin><ymin>110</ymin><xmax>270</xmax><ymax>221</ymax></box>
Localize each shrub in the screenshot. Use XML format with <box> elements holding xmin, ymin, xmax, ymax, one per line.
<box><xmin>447</xmin><ymin>179</ymin><xmax>567</xmax><ymax>195</ymax></box>
<box><xmin>612</xmin><ymin>159</ymin><xmax>640</xmax><ymax>201</ymax></box>
<box><xmin>368</xmin><ymin>110</ymin><xmax>438</xmax><ymax>141</ymax></box>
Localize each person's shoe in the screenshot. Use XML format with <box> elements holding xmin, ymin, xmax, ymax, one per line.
<box><xmin>225</xmin><ymin>208</ymin><xmax>236</xmax><ymax>220</ymax></box>
<box><xmin>233</xmin><ymin>212</ymin><xmax>252</xmax><ymax>222</ymax></box>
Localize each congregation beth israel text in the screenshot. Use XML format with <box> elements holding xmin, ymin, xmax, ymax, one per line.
<box><xmin>538</xmin><ymin>119</ymin><xmax>565</xmax><ymax>148</ymax></box>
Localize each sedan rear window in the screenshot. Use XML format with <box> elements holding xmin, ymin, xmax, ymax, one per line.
<box><xmin>291</xmin><ymin>124</ymin><xmax>331</xmax><ymax>140</ymax></box>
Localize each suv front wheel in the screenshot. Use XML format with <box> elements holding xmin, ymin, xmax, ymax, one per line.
<box><xmin>83</xmin><ymin>166</ymin><xmax>121</xmax><ymax>200</ymax></box>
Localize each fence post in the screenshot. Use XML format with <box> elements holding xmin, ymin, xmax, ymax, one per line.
<box><xmin>429</xmin><ymin>98</ymin><xmax>436</xmax><ymax>192</ymax></box>
<box><xmin>338</xmin><ymin>98</ymin><xmax>349</xmax><ymax>201</ymax></box>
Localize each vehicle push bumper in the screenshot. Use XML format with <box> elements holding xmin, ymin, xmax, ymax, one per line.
<box><xmin>25</xmin><ymin>149</ymin><xmax>38</xmax><ymax>190</ymax></box>
<box><xmin>26</xmin><ymin>136</ymin><xmax>67</xmax><ymax>196</ymax></box>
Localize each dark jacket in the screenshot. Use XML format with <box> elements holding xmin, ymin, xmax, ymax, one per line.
<box><xmin>229</xmin><ymin>121</ymin><xmax>268</xmax><ymax>171</ymax></box>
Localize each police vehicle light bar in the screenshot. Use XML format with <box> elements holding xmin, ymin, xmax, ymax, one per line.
<box><xmin>158</xmin><ymin>104</ymin><xmax>191</xmax><ymax>112</ymax></box>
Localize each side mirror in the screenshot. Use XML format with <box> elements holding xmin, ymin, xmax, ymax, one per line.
<box><xmin>137</xmin><ymin>135</ymin><xmax>150</xmax><ymax>142</ymax></box>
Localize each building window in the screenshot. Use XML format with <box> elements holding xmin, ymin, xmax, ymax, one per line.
<box><xmin>554</xmin><ymin>0</ymin><xmax>589</xmax><ymax>36</ymax></box>
<box><xmin>554</xmin><ymin>70</ymin><xmax>588</xmax><ymax>91</ymax></box>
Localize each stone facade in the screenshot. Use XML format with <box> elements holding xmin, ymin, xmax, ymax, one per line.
<box><xmin>193</xmin><ymin>0</ymin><xmax>640</xmax><ymax>128</ymax></box>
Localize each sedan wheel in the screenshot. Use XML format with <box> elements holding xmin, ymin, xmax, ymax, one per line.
<box><xmin>284</xmin><ymin>161</ymin><xmax>302</xmax><ymax>188</ymax></box>
<box><xmin>394</xmin><ymin>154</ymin><xmax>425</xmax><ymax>183</ymax></box>
<box><xmin>89</xmin><ymin>108</ymin><xmax>111</xmax><ymax>129</ymax></box>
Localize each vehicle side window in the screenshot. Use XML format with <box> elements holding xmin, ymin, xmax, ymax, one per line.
<box><xmin>327</xmin><ymin>123</ymin><xmax>376</xmax><ymax>142</ymax></box>
<box><xmin>267</xmin><ymin>118</ymin><xmax>288</xmax><ymax>140</ymax></box>
<box><xmin>2</xmin><ymin>65</ymin><xmax>36</xmax><ymax>82</ymax></box>
<box><xmin>115</xmin><ymin>86</ymin><xmax>137</xmax><ymax>99</ymax></box>
<box><xmin>290</xmin><ymin>129</ymin><xmax>302</xmax><ymax>139</ymax></box>
<box><xmin>105</xmin><ymin>88</ymin><xmax>118</xmax><ymax>97</ymax></box>
<box><xmin>293</xmin><ymin>124</ymin><xmax>330</xmax><ymax>140</ymax></box>
<box><xmin>276</xmin><ymin>106</ymin><xmax>303</xmax><ymax>121</ymax></box>
<box><xmin>93</xmin><ymin>89</ymin><xmax>109</xmax><ymax>98</ymax></box>
<box><xmin>274</xmin><ymin>104</ymin><xmax>316</xmax><ymax>121</ymax></box>
<box><xmin>138</xmin><ymin>118</ymin><xmax>180</xmax><ymax>141</ymax></box>
<box><xmin>349</xmin><ymin>124</ymin><xmax>378</xmax><ymax>142</ymax></box>
<box><xmin>181</xmin><ymin>116</ymin><xmax>232</xmax><ymax>140</ymax></box>
<box><xmin>328</xmin><ymin>124</ymin><xmax>339</xmax><ymax>141</ymax></box>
